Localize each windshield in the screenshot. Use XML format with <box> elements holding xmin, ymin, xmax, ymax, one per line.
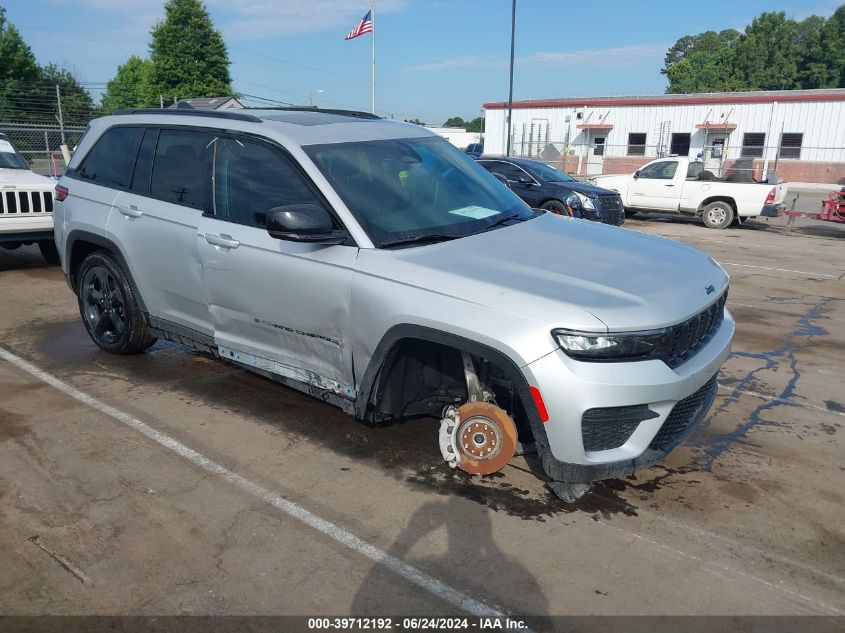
<box><xmin>0</xmin><ymin>138</ymin><xmax>29</xmax><ymax>170</ymax></box>
<box><xmin>305</xmin><ymin>136</ymin><xmax>533</xmax><ymax>247</ymax></box>
<box><xmin>520</xmin><ymin>160</ymin><xmax>574</xmax><ymax>183</ymax></box>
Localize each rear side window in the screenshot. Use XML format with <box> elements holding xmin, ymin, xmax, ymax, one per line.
<box><xmin>77</xmin><ymin>126</ymin><xmax>144</xmax><ymax>188</ymax></box>
<box><xmin>213</xmin><ymin>137</ymin><xmax>325</xmax><ymax>228</ymax></box>
<box><xmin>150</xmin><ymin>129</ymin><xmax>213</xmax><ymax>210</ymax></box>
<box><xmin>480</xmin><ymin>161</ymin><xmax>528</xmax><ymax>182</ymax></box>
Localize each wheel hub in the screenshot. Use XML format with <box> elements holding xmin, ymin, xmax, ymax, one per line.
<box><xmin>438</xmin><ymin>402</ymin><xmax>518</xmax><ymax>476</ymax></box>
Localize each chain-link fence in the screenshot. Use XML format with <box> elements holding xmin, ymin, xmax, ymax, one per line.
<box><xmin>508</xmin><ymin>140</ymin><xmax>845</xmax><ymax>184</ymax></box>
<box><xmin>0</xmin><ymin>122</ymin><xmax>87</xmax><ymax>177</ymax></box>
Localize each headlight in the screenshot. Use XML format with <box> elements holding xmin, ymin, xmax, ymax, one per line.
<box><xmin>552</xmin><ymin>328</ymin><xmax>669</xmax><ymax>361</ymax></box>
<box><xmin>573</xmin><ymin>191</ymin><xmax>595</xmax><ymax>210</ymax></box>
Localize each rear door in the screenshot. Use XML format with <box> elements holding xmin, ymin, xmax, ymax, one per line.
<box><xmin>196</xmin><ymin>135</ymin><xmax>357</xmax><ymax>396</ymax></box>
<box><xmin>107</xmin><ymin>127</ymin><xmax>215</xmax><ymax>335</ymax></box>
<box><xmin>627</xmin><ymin>159</ymin><xmax>682</xmax><ymax>211</ymax></box>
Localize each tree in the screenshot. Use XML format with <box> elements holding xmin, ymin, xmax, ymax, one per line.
<box><xmin>732</xmin><ymin>12</ymin><xmax>800</xmax><ymax>90</ymax></box>
<box><xmin>144</xmin><ymin>0</ymin><xmax>233</xmax><ymax>103</ymax></box>
<box><xmin>465</xmin><ymin>117</ymin><xmax>483</xmax><ymax>133</ymax></box>
<box><xmin>795</xmin><ymin>15</ymin><xmax>828</xmax><ymax>88</ymax></box>
<box><xmin>404</xmin><ymin>118</ymin><xmax>425</xmax><ymax>125</ymax></box>
<box><xmin>0</xmin><ymin>6</ymin><xmax>40</xmax><ymax>120</ymax></box>
<box><xmin>661</xmin><ymin>6</ymin><xmax>845</xmax><ymax>93</ymax></box>
<box><xmin>101</xmin><ymin>56</ymin><xmax>154</xmax><ymax>113</ymax></box>
<box><xmin>39</xmin><ymin>63</ymin><xmax>97</xmax><ymax>123</ymax></box>
<box><xmin>820</xmin><ymin>6</ymin><xmax>845</xmax><ymax>88</ymax></box>
<box><xmin>443</xmin><ymin>116</ymin><xmax>466</xmax><ymax>128</ymax></box>
<box><xmin>661</xmin><ymin>30</ymin><xmax>740</xmax><ymax>93</ymax></box>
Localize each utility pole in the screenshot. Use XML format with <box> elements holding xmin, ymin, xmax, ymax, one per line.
<box><xmin>55</xmin><ymin>85</ymin><xmax>66</xmax><ymax>146</ymax></box>
<box><xmin>506</xmin><ymin>0</ymin><xmax>516</xmax><ymax>157</ymax></box>
<box><xmin>371</xmin><ymin>0</ymin><xmax>376</xmax><ymax>114</ymax></box>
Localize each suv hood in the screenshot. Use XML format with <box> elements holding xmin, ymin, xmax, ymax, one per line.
<box><xmin>361</xmin><ymin>213</ymin><xmax>728</xmax><ymax>332</ymax></box>
<box><xmin>0</xmin><ymin>168</ymin><xmax>55</xmax><ymax>188</ymax></box>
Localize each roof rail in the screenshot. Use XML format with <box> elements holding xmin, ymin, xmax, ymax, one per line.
<box><xmin>112</xmin><ymin>108</ymin><xmax>263</xmax><ymax>123</ymax></box>
<box><xmin>244</xmin><ymin>106</ymin><xmax>381</xmax><ymax>120</ymax></box>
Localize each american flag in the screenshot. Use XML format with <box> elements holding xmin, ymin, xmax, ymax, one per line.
<box><xmin>344</xmin><ymin>10</ymin><xmax>373</xmax><ymax>40</ymax></box>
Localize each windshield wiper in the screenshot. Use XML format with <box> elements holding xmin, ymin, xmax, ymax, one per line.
<box><xmin>379</xmin><ymin>233</ymin><xmax>461</xmax><ymax>249</ymax></box>
<box><xmin>478</xmin><ymin>212</ymin><xmax>526</xmax><ymax>233</ymax></box>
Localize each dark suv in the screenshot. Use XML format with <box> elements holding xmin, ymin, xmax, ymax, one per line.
<box><xmin>477</xmin><ymin>157</ymin><xmax>624</xmax><ymax>225</ymax></box>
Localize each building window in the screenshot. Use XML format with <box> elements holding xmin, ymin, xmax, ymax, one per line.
<box><xmin>741</xmin><ymin>133</ymin><xmax>766</xmax><ymax>158</ymax></box>
<box><xmin>670</xmin><ymin>133</ymin><xmax>690</xmax><ymax>156</ymax></box>
<box><xmin>779</xmin><ymin>133</ymin><xmax>802</xmax><ymax>159</ymax></box>
<box><xmin>593</xmin><ymin>137</ymin><xmax>605</xmax><ymax>156</ymax></box>
<box><xmin>627</xmin><ymin>133</ymin><xmax>647</xmax><ymax>156</ymax></box>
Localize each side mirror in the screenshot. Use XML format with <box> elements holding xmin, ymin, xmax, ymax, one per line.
<box><xmin>266</xmin><ymin>204</ymin><xmax>345</xmax><ymax>244</ymax></box>
<box><xmin>633</xmin><ymin>171</ymin><xmax>640</xmax><ymax>180</ymax></box>
<box><xmin>492</xmin><ymin>173</ymin><xmax>511</xmax><ymax>189</ymax></box>
<box><xmin>517</xmin><ymin>176</ymin><xmax>535</xmax><ymax>185</ymax></box>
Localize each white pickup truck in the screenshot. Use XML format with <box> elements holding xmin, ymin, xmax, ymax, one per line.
<box><xmin>0</xmin><ymin>133</ymin><xmax>59</xmax><ymax>264</ymax></box>
<box><xmin>591</xmin><ymin>157</ymin><xmax>787</xmax><ymax>229</ymax></box>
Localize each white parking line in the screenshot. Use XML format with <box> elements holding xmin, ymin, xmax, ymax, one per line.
<box><xmin>718</xmin><ymin>262</ymin><xmax>837</xmax><ymax>278</ymax></box>
<box><xmin>0</xmin><ymin>346</ymin><xmax>511</xmax><ymax>621</ymax></box>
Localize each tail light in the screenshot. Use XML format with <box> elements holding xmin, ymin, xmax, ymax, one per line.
<box><xmin>765</xmin><ymin>187</ymin><xmax>776</xmax><ymax>204</ymax></box>
<box><xmin>55</xmin><ymin>185</ymin><xmax>69</xmax><ymax>202</ymax></box>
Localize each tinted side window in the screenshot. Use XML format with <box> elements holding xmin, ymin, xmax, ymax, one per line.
<box><xmin>213</xmin><ymin>138</ymin><xmax>325</xmax><ymax>228</ymax></box>
<box><xmin>481</xmin><ymin>161</ymin><xmax>527</xmax><ymax>182</ymax></box>
<box><xmin>150</xmin><ymin>129</ymin><xmax>213</xmax><ymax>210</ymax></box>
<box><xmin>77</xmin><ymin>126</ymin><xmax>143</xmax><ymax>188</ymax></box>
<box><xmin>130</xmin><ymin>128</ymin><xmax>158</xmax><ymax>195</ymax></box>
<box><xmin>638</xmin><ymin>161</ymin><xmax>678</xmax><ymax>180</ymax></box>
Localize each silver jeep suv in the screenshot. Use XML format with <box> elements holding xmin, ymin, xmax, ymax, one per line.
<box><xmin>54</xmin><ymin>108</ymin><xmax>733</xmax><ymax>500</ymax></box>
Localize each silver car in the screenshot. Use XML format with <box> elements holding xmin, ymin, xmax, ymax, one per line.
<box><xmin>53</xmin><ymin>108</ymin><xmax>733</xmax><ymax>501</ymax></box>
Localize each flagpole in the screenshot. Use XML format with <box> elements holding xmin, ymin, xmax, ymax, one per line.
<box><xmin>371</xmin><ymin>0</ymin><xmax>376</xmax><ymax>113</ymax></box>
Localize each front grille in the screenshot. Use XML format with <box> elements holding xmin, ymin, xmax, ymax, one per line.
<box><xmin>649</xmin><ymin>375</ymin><xmax>718</xmax><ymax>451</ymax></box>
<box><xmin>0</xmin><ymin>190</ymin><xmax>53</xmax><ymax>215</ymax></box>
<box><xmin>663</xmin><ymin>290</ymin><xmax>727</xmax><ymax>368</ymax></box>
<box><xmin>582</xmin><ymin>404</ymin><xmax>659</xmax><ymax>451</ymax></box>
<box><xmin>596</xmin><ymin>194</ymin><xmax>624</xmax><ymax>225</ymax></box>
<box><xmin>597</xmin><ymin>194</ymin><xmax>623</xmax><ymax>211</ymax></box>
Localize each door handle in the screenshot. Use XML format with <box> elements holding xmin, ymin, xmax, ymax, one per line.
<box><xmin>204</xmin><ymin>233</ymin><xmax>240</xmax><ymax>249</ymax></box>
<box><xmin>664</xmin><ymin>184</ymin><xmax>675</xmax><ymax>187</ymax></box>
<box><xmin>118</xmin><ymin>204</ymin><xmax>143</xmax><ymax>218</ymax></box>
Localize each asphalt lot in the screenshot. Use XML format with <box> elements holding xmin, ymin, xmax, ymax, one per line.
<box><xmin>0</xmin><ymin>214</ymin><xmax>843</xmax><ymax>625</ymax></box>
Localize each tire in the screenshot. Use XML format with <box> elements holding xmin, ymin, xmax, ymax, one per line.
<box><xmin>701</xmin><ymin>201</ymin><xmax>735</xmax><ymax>229</ymax></box>
<box><xmin>38</xmin><ymin>240</ymin><xmax>60</xmax><ymax>266</ymax></box>
<box><xmin>540</xmin><ymin>200</ymin><xmax>570</xmax><ymax>216</ymax></box>
<box><xmin>76</xmin><ymin>251</ymin><xmax>156</xmax><ymax>354</ymax></box>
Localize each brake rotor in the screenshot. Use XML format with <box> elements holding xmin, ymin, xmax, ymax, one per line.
<box><xmin>453</xmin><ymin>402</ymin><xmax>518</xmax><ymax>475</ymax></box>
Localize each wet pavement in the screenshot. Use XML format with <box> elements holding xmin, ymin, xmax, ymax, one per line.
<box><xmin>0</xmin><ymin>215</ymin><xmax>843</xmax><ymax>620</ymax></box>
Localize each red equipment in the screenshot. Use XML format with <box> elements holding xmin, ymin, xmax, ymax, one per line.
<box><xmin>782</xmin><ymin>188</ymin><xmax>845</xmax><ymax>226</ymax></box>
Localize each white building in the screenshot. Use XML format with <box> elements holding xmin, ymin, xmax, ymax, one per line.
<box><xmin>483</xmin><ymin>89</ymin><xmax>845</xmax><ymax>184</ymax></box>
<box><xmin>426</xmin><ymin>126</ymin><xmax>481</xmax><ymax>150</ymax></box>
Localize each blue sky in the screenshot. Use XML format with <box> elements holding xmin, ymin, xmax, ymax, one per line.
<box><xmin>7</xmin><ymin>0</ymin><xmax>842</xmax><ymax>123</ymax></box>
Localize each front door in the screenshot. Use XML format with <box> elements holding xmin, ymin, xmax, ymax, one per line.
<box><xmin>704</xmin><ymin>134</ymin><xmax>728</xmax><ymax>175</ymax></box>
<box><xmin>626</xmin><ymin>159</ymin><xmax>681</xmax><ymax>211</ymax></box>
<box><xmin>585</xmin><ymin>134</ymin><xmax>605</xmax><ymax>176</ymax></box>
<box><xmin>197</xmin><ymin>135</ymin><xmax>357</xmax><ymax>396</ymax></box>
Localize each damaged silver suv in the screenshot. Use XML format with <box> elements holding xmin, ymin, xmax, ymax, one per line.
<box><xmin>54</xmin><ymin>108</ymin><xmax>733</xmax><ymax>501</ymax></box>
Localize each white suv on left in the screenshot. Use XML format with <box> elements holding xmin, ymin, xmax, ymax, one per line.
<box><xmin>0</xmin><ymin>133</ymin><xmax>59</xmax><ymax>264</ymax></box>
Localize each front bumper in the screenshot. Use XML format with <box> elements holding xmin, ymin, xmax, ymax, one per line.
<box><xmin>522</xmin><ymin>309</ymin><xmax>734</xmax><ymax>483</ymax></box>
